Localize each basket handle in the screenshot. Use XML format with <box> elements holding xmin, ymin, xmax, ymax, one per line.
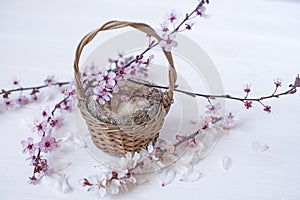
<box><xmin>74</xmin><ymin>20</ymin><xmax>177</xmax><ymax>105</ymax></box>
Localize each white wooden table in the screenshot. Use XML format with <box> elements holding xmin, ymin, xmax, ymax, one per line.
<box><xmin>1</xmin><ymin>0</ymin><xmax>300</xmax><ymax>199</ymax></box>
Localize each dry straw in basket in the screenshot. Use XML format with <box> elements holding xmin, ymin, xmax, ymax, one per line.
<box><xmin>73</xmin><ymin>21</ymin><xmax>177</xmax><ymax>157</ymax></box>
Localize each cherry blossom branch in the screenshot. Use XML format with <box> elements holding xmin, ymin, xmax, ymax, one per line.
<box><xmin>1</xmin><ymin>81</ymin><xmax>70</xmax><ymax>98</ymax></box>
<box><xmin>0</xmin><ymin>75</ymin><xmax>71</xmax><ymax>110</ymax></box>
<box><xmin>30</xmin><ymin>96</ymin><xmax>70</xmax><ymax>182</ymax></box>
<box><xmin>121</xmin><ymin>42</ymin><xmax>159</xmax><ymax>69</ymax></box>
<box><xmin>80</xmin><ymin>114</ymin><xmax>228</xmax><ymax>197</ymax></box>
<box><xmin>129</xmin><ymin>75</ymin><xmax>299</xmax><ymax>112</ymax></box>
<box><xmin>84</xmin><ymin>1</ymin><xmax>210</xmax><ymax>106</ymax></box>
<box><xmin>21</xmin><ymin>82</ymin><xmax>76</xmax><ymax>184</ymax></box>
<box><xmin>173</xmin><ymin>0</ymin><xmax>207</xmax><ymax>33</ymax></box>
<box><xmin>157</xmin><ymin>116</ymin><xmax>222</xmax><ymax>158</ymax></box>
<box><xmin>111</xmin><ymin>0</ymin><xmax>207</xmax><ymax>70</ymax></box>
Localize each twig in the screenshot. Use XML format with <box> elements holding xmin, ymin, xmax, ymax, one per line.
<box><xmin>128</xmin><ymin>79</ymin><xmax>297</xmax><ymax>104</ymax></box>
<box><xmin>173</xmin><ymin>0</ymin><xmax>205</xmax><ymax>33</ymax></box>
<box><xmin>1</xmin><ymin>81</ymin><xmax>70</xmax><ymax>97</ymax></box>
<box><xmin>115</xmin><ymin>0</ymin><xmax>207</xmax><ymax>69</ymax></box>
<box><xmin>156</xmin><ymin>117</ymin><xmax>222</xmax><ymax>158</ymax></box>
<box><xmin>32</xmin><ymin>95</ymin><xmax>71</xmax><ymax>180</ymax></box>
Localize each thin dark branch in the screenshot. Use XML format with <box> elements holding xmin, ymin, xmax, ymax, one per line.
<box><xmin>114</xmin><ymin>1</ymin><xmax>207</xmax><ymax>70</ymax></box>
<box><xmin>128</xmin><ymin>79</ymin><xmax>297</xmax><ymax>103</ymax></box>
<box><xmin>50</xmin><ymin>95</ymin><xmax>70</xmax><ymax>116</ymax></box>
<box><xmin>156</xmin><ymin>117</ymin><xmax>222</xmax><ymax>158</ymax></box>
<box><xmin>33</xmin><ymin>94</ymin><xmax>72</xmax><ymax>178</ymax></box>
<box><xmin>173</xmin><ymin>0</ymin><xmax>205</xmax><ymax>33</ymax></box>
<box><xmin>0</xmin><ymin>81</ymin><xmax>70</xmax><ymax>95</ymax></box>
<box><xmin>120</xmin><ymin>43</ymin><xmax>159</xmax><ymax>69</ymax></box>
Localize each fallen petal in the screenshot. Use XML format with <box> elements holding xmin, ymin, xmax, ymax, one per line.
<box><xmin>180</xmin><ymin>170</ymin><xmax>204</xmax><ymax>182</ymax></box>
<box><xmin>251</xmin><ymin>142</ymin><xmax>269</xmax><ymax>152</ymax></box>
<box><xmin>190</xmin><ymin>120</ymin><xmax>197</xmax><ymax>125</ymax></box>
<box><xmin>160</xmin><ymin>169</ymin><xmax>176</xmax><ymax>187</ymax></box>
<box><xmin>42</xmin><ymin>173</ymin><xmax>71</xmax><ymax>193</ymax></box>
<box><xmin>221</xmin><ymin>156</ymin><xmax>232</xmax><ymax>170</ymax></box>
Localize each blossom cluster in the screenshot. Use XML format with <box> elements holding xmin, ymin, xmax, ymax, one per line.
<box><xmin>81</xmin><ymin>53</ymin><xmax>154</xmax><ymax>105</ymax></box>
<box><xmin>21</xmin><ymin>81</ymin><xmax>75</xmax><ymax>184</ymax></box>
<box><xmin>80</xmin><ymin>153</ymin><xmax>140</xmax><ymax>197</ymax></box>
<box><xmin>80</xmin><ymin>144</ymin><xmax>156</xmax><ymax>197</ymax></box>
<box><xmin>242</xmin><ymin>79</ymin><xmax>282</xmax><ymax>113</ymax></box>
<box><xmin>198</xmin><ymin>74</ymin><xmax>300</xmax><ymax>116</ymax></box>
<box><xmin>81</xmin><ymin>111</ymin><xmax>234</xmax><ymax>197</ymax></box>
<box><xmin>159</xmin><ymin>0</ymin><xmax>208</xmax><ymax>52</ymax></box>
<box><xmin>0</xmin><ymin>75</ymin><xmax>69</xmax><ymax>111</ymax></box>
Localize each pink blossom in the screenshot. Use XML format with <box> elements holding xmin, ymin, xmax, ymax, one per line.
<box><xmin>196</xmin><ymin>4</ymin><xmax>207</xmax><ymax>17</ymax></box>
<box><xmin>159</xmin><ymin>33</ymin><xmax>178</xmax><ymax>52</ymax></box>
<box><xmin>92</xmin><ymin>82</ymin><xmax>112</xmax><ymax>105</ymax></box>
<box><xmin>39</xmin><ymin>159</ymin><xmax>51</xmax><ymax>175</ymax></box>
<box><xmin>87</xmin><ymin>65</ymin><xmax>101</xmax><ymax>79</ymax></box>
<box><xmin>143</xmin><ymin>55</ymin><xmax>155</xmax><ymax>67</ymax></box>
<box><xmin>243</xmin><ymin>83</ymin><xmax>251</xmax><ymax>93</ymax></box>
<box><xmin>31</xmin><ymin>94</ymin><xmax>38</xmax><ymax>101</ymax></box>
<box><xmin>44</xmin><ymin>75</ymin><xmax>57</xmax><ymax>86</ymax></box>
<box><xmin>79</xmin><ymin>178</ymin><xmax>92</xmax><ymax>187</ymax></box>
<box><xmin>128</xmin><ymin>65</ymin><xmax>137</xmax><ymax>76</ymax></box>
<box><xmin>205</xmin><ymin>103</ymin><xmax>221</xmax><ymax>115</ymax></box>
<box><xmin>49</xmin><ymin>116</ymin><xmax>64</xmax><ymax>129</ymax></box>
<box><xmin>223</xmin><ymin>113</ymin><xmax>236</xmax><ymax>130</ymax></box>
<box><xmin>28</xmin><ymin>176</ymin><xmax>39</xmax><ymax>185</ymax></box>
<box><xmin>244</xmin><ymin>101</ymin><xmax>252</xmax><ymax>109</ymax></box>
<box><xmin>38</xmin><ymin>135</ymin><xmax>59</xmax><ymax>153</ymax></box>
<box><xmin>81</xmin><ymin>65</ymin><xmax>100</xmax><ymax>86</ymax></box>
<box><xmin>116</xmin><ymin>67</ymin><xmax>131</xmax><ymax>80</ymax></box>
<box><xmin>63</xmin><ymin>81</ymin><xmax>76</xmax><ymax>97</ymax></box>
<box><xmin>119</xmin><ymin>152</ymin><xmax>140</xmax><ymax>170</ymax></box>
<box><xmin>17</xmin><ymin>95</ymin><xmax>29</xmax><ymax>106</ymax></box>
<box><xmin>188</xmin><ymin>138</ymin><xmax>197</xmax><ymax>147</ymax></box>
<box><xmin>117</xmin><ymin>57</ymin><xmax>126</xmax><ymax>68</ymax></box>
<box><xmin>166</xmin><ymin>10</ymin><xmax>178</xmax><ymax>23</ymax></box>
<box><xmin>175</xmin><ymin>135</ymin><xmax>186</xmax><ymax>141</ymax></box>
<box><xmin>59</xmin><ymin>99</ymin><xmax>73</xmax><ymax>111</ymax></box>
<box><xmin>32</xmin><ymin>120</ymin><xmax>49</xmax><ymax>135</ymax></box>
<box><xmin>4</xmin><ymin>99</ymin><xmax>16</xmax><ymax>110</ymax></box>
<box><xmin>273</xmin><ymin>78</ymin><xmax>282</xmax><ymax>88</ymax></box>
<box><xmin>21</xmin><ymin>137</ymin><xmax>37</xmax><ymax>155</ymax></box>
<box><xmin>41</xmin><ymin>106</ymin><xmax>51</xmax><ymax>119</ymax></box>
<box><xmin>185</xmin><ymin>21</ymin><xmax>195</xmax><ymax>30</ymax></box>
<box><xmin>33</xmin><ymin>158</ymin><xmax>51</xmax><ymax>176</ymax></box>
<box><xmin>26</xmin><ymin>155</ymin><xmax>37</xmax><ymax>163</ymax></box>
<box><xmin>160</xmin><ymin>21</ymin><xmax>169</xmax><ymax>32</ymax></box>
<box><xmin>294</xmin><ymin>74</ymin><xmax>300</xmax><ymax>87</ymax></box>
<box><xmin>11</xmin><ymin>76</ymin><xmax>21</xmax><ymax>88</ymax></box>
<box><xmin>100</xmin><ymin>71</ymin><xmax>116</xmax><ymax>87</ymax></box>
<box><xmin>263</xmin><ymin>105</ymin><xmax>271</xmax><ymax>113</ymax></box>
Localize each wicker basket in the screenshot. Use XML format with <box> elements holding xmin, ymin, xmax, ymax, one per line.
<box><xmin>73</xmin><ymin>21</ymin><xmax>177</xmax><ymax>157</ymax></box>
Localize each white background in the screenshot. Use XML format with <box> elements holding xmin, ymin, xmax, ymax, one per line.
<box><xmin>0</xmin><ymin>0</ymin><xmax>300</xmax><ymax>199</ymax></box>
